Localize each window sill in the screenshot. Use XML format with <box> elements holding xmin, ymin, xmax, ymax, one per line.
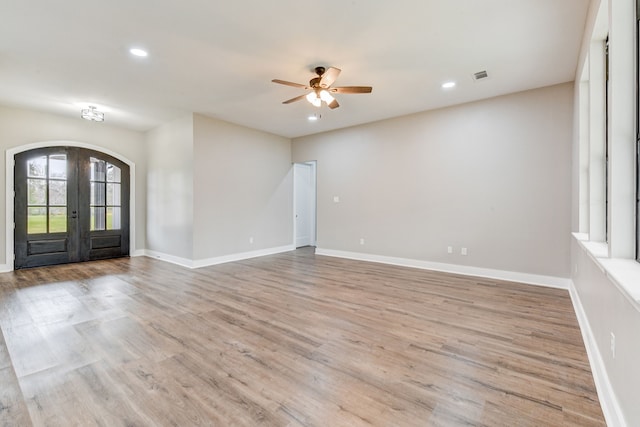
<box><xmin>573</xmin><ymin>233</ymin><xmax>640</xmax><ymax>310</ymax></box>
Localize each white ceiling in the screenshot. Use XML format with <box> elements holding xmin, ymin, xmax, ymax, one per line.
<box><xmin>0</xmin><ymin>0</ymin><xmax>590</xmax><ymax>139</ymax></box>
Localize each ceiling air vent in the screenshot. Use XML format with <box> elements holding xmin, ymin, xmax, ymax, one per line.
<box><xmin>473</xmin><ymin>70</ymin><xmax>489</xmax><ymax>81</ymax></box>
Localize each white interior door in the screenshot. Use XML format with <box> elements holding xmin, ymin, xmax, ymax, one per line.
<box><xmin>294</xmin><ymin>162</ymin><xmax>315</xmax><ymax>248</ymax></box>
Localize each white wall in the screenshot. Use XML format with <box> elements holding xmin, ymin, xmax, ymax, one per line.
<box><xmin>192</xmin><ymin>114</ymin><xmax>292</xmax><ymax>260</ymax></box>
<box><xmin>572</xmin><ymin>239</ymin><xmax>640</xmax><ymax>425</ymax></box>
<box><xmin>145</xmin><ymin>115</ymin><xmax>194</xmax><ymax>260</ymax></box>
<box><xmin>293</xmin><ymin>83</ymin><xmax>574</xmax><ymax>279</ymax></box>
<box><xmin>571</xmin><ymin>0</ymin><xmax>640</xmax><ymax>425</ymax></box>
<box><xmin>0</xmin><ymin>104</ymin><xmax>147</xmax><ymax>266</ymax></box>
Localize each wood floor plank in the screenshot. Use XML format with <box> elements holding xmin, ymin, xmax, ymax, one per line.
<box><xmin>0</xmin><ymin>326</ymin><xmax>32</xmax><ymax>427</ymax></box>
<box><xmin>0</xmin><ymin>248</ymin><xmax>606</xmax><ymax>426</ymax></box>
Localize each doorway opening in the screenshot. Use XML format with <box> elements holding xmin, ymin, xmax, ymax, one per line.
<box><xmin>14</xmin><ymin>146</ymin><xmax>130</xmax><ymax>269</ymax></box>
<box><xmin>293</xmin><ymin>162</ymin><xmax>317</xmax><ymax>248</ymax></box>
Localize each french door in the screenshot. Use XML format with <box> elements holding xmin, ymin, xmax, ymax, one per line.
<box><xmin>14</xmin><ymin>147</ymin><xmax>130</xmax><ymax>269</ymax></box>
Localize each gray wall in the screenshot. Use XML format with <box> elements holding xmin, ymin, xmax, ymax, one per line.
<box><xmin>293</xmin><ymin>83</ymin><xmax>574</xmax><ymax>278</ymax></box>
<box><xmin>145</xmin><ymin>113</ymin><xmax>292</xmax><ymax>263</ymax></box>
<box><xmin>0</xmin><ymin>104</ymin><xmax>147</xmax><ymax>265</ymax></box>
<box><xmin>145</xmin><ymin>115</ymin><xmax>195</xmax><ymax>259</ymax></box>
<box><xmin>192</xmin><ymin>114</ymin><xmax>292</xmax><ymax>260</ymax></box>
<box><xmin>0</xmin><ymin>106</ymin><xmax>292</xmax><ymax>266</ymax></box>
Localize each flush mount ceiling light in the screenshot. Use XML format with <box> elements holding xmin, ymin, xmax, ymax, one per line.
<box><xmin>81</xmin><ymin>106</ymin><xmax>105</xmax><ymax>122</ymax></box>
<box><xmin>308</xmin><ymin>114</ymin><xmax>321</xmax><ymax>121</ymax></box>
<box><xmin>129</xmin><ymin>48</ymin><xmax>148</xmax><ymax>57</ymax></box>
<box><xmin>441</xmin><ymin>81</ymin><xmax>456</xmax><ymax>89</ymax></box>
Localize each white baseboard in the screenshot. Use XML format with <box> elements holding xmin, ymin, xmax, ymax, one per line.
<box><xmin>315</xmin><ymin>248</ymin><xmax>571</xmax><ymax>289</ymax></box>
<box><xmin>0</xmin><ymin>263</ymin><xmax>12</xmax><ymax>273</ymax></box>
<box><xmin>143</xmin><ymin>244</ymin><xmax>295</xmax><ymax>269</ymax></box>
<box><xmin>569</xmin><ymin>281</ymin><xmax>626</xmax><ymax>427</ymax></box>
<box><xmin>143</xmin><ymin>250</ymin><xmax>195</xmax><ymax>268</ymax></box>
<box><xmin>131</xmin><ymin>249</ymin><xmax>146</xmax><ymax>257</ymax></box>
<box><xmin>191</xmin><ymin>244</ymin><xmax>295</xmax><ymax>268</ymax></box>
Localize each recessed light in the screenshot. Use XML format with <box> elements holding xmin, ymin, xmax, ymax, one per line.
<box><xmin>129</xmin><ymin>48</ymin><xmax>148</xmax><ymax>57</ymax></box>
<box><xmin>441</xmin><ymin>81</ymin><xmax>456</xmax><ymax>89</ymax></box>
<box><xmin>308</xmin><ymin>114</ymin><xmax>321</xmax><ymax>121</ymax></box>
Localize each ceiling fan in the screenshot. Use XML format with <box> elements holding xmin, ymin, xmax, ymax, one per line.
<box><xmin>272</xmin><ymin>66</ymin><xmax>372</xmax><ymax>109</ymax></box>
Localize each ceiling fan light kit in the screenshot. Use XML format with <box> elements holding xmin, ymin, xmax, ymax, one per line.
<box><xmin>272</xmin><ymin>66</ymin><xmax>372</xmax><ymax>110</ymax></box>
<box><xmin>306</xmin><ymin>92</ymin><xmax>322</xmax><ymax>107</ymax></box>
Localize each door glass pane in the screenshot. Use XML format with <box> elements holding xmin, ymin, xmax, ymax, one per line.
<box><xmin>49</xmin><ymin>207</ymin><xmax>67</xmax><ymax>233</ymax></box>
<box><xmin>28</xmin><ymin>179</ymin><xmax>46</xmax><ymax>205</ymax></box>
<box><xmin>49</xmin><ymin>180</ymin><xmax>66</xmax><ymax>206</ymax></box>
<box><xmin>91</xmin><ymin>207</ymin><xmax>105</xmax><ymax>231</ymax></box>
<box><xmin>27</xmin><ymin>156</ymin><xmax>47</xmax><ymax>178</ymax></box>
<box><xmin>107</xmin><ymin>207</ymin><xmax>121</xmax><ymax>230</ymax></box>
<box><xmin>106</xmin><ymin>183</ymin><xmax>121</xmax><ymax>206</ymax></box>
<box><xmin>91</xmin><ymin>182</ymin><xmax>105</xmax><ymax>205</ymax></box>
<box><xmin>28</xmin><ymin>207</ymin><xmax>47</xmax><ymax>234</ymax></box>
<box><xmin>49</xmin><ymin>154</ymin><xmax>67</xmax><ymax>179</ymax></box>
<box><xmin>26</xmin><ymin>153</ymin><xmax>68</xmax><ymax>234</ymax></box>
<box><xmin>107</xmin><ymin>164</ymin><xmax>121</xmax><ymax>183</ymax></box>
<box><xmin>90</xmin><ymin>158</ymin><xmax>106</xmax><ymax>181</ymax></box>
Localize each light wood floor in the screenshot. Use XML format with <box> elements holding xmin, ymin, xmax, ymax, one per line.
<box><xmin>0</xmin><ymin>248</ymin><xmax>605</xmax><ymax>426</ymax></box>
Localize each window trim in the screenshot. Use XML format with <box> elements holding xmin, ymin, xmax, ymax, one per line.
<box><xmin>636</xmin><ymin>0</ymin><xmax>640</xmax><ymax>261</ymax></box>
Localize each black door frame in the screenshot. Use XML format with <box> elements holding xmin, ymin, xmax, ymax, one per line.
<box><xmin>7</xmin><ymin>142</ymin><xmax>135</xmax><ymax>271</ymax></box>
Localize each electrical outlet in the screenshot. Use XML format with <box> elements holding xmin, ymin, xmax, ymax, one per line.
<box><xmin>360</xmin><ymin>238</ymin><xmax>365</xmax><ymax>245</ymax></box>
<box><xmin>461</xmin><ymin>247</ymin><xmax>468</xmax><ymax>256</ymax></box>
<box><xmin>610</xmin><ymin>332</ymin><xmax>616</xmax><ymax>359</ymax></box>
<box><xmin>447</xmin><ymin>246</ymin><xmax>453</xmax><ymax>254</ymax></box>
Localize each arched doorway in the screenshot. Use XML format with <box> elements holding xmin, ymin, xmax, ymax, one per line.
<box><xmin>14</xmin><ymin>146</ymin><xmax>130</xmax><ymax>269</ymax></box>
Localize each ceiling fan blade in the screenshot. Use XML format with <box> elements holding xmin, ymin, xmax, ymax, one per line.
<box><xmin>272</xmin><ymin>79</ymin><xmax>308</xmax><ymax>89</ymax></box>
<box><xmin>319</xmin><ymin>67</ymin><xmax>341</xmax><ymax>88</ymax></box>
<box><xmin>282</xmin><ymin>94</ymin><xmax>308</xmax><ymax>104</ymax></box>
<box><xmin>331</xmin><ymin>86</ymin><xmax>373</xmax><ymax>94</ymax></box>
<box><xmin>328</xmin><ymin>99</ymin><xmax>340</xmax><ymax>109</ymax></box>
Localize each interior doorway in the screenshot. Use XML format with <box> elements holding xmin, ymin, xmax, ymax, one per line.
<box><xmin>14</xmin><ymin>146</ymin><xmax>130</xmax><ymax>269</ymax></box>
<box><xmin>293</xmin><ymin>162</ymin><xmax>317</xmax><ymax>248</ymax></box>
